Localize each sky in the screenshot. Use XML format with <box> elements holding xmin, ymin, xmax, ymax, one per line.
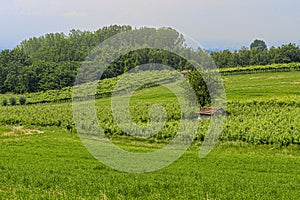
<box><xmin>1</xmin><ymin>0</ymin><xmax>300</xmax><ymax>50</ymax></box>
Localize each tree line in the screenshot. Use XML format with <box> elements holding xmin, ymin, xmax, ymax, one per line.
<box><xmin>211</xmin><ymin>39</ymin><xmax>300</xmax><ymax>68</ymax></box>
<box><xmin>0</xmin><ymin>25</ymin><xmax>132</xmax><ymax>94</ymax></box>
<box><xmin>0</xmin><ymin>26</ymin><xmax>299</xmax><ymax>95</ymax></box>
<box><xmin>0</xmin><ymin>25</ymin><xmax>196</xmax><ymax>94</ymax></box>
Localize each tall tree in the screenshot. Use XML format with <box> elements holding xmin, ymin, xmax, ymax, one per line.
<box><xmin>186</xmin><ymin>71</ymin><xmax>210</xmax><ymax>106</ymax></box>
<box><xmin>250</xmin><ymin>39</ymin><xmax>267</xmax><ymax>51</ymax></box>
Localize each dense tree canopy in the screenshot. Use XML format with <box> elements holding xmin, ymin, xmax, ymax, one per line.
<box><xmin>250</xmin><ymin>39</ymin><xmax>267</xmax><ymax>51</ymax></box>
<box><xmin>211</xmin><ymin>42</ymin><xmax>300</xmax><ymax>68</ymax></box>
<box><xmin>185</xmin><ymin>71</ymin><xmax>210</xmax><ymax>106</ymax></box>
<box><xmin>0</xmin><ymin>25</ymin><xmax>132</xmax><ymax>93</ymax></box>
<box><xmin>0</xmin><ymin>25</ymin><xmax>196</xmax><ymax>94</ymax></box>
<box><xmin>0</xmin><ymin>26</ymin><xmax>299</xmax><ymax>94</ymax></box>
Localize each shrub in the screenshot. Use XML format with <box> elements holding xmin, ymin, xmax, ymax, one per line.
<box><xmin>19</xmin><ymin>96</ymin><xmax>26</xmax><ymax>105</ymax></box>
<box><xmin>2</xmin><ymin>98</ymin><xmax>7</xmax><ymax>106</ymax></box>
<box><xmin>9</xmin><ymin>97</ymin><xmax>16</xmax><ymax>106</ymax></box>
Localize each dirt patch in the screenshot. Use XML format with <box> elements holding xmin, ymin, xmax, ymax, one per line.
<box><xmin>279</xmin><ymin>81</ymin><xmax>300</xmax><ymax>85</ymax></box>
<box><xmin>3</xmin><ymin>126</ymin><xmax>44</xmax><ymax>137</ymax></box>
<box><xmin>291</xmin><ymin>82</ymin><xmax>300</xmax><ymax>85</ymax></box>
<box><xmin>249</xmin><ymin>77</ymin><xmax>260</xmax><ymax>80</ymax></box>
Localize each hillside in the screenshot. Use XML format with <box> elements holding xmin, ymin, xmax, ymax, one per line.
<box><xmin>0</xmin><ymin>63</ymin><xmax>299</xmax><ymax>105</ymax></box>
<box><xmin>0</xmin><ymin>64</ymin><xmax>299</xmax><ymax>199</ymax></box>
<box><xmin>0</xmin><ymin>26</ymin><xmax>300</xmax><ymax>95</ymax></box>
<box><xmin>0</xmin><ymin>70</ymin><xmax>299</xmax><ymax>146</ymax></box>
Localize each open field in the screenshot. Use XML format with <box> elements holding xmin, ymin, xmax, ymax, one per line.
<box><xmin>223</xmin><ymin>71</ymin><xmax>300</xmax><ymax>101</ymax></box>
<box><xmin>0</xmin><ymin>71</ymin><xmax>300</xmax><ymax>199</ymax></box>
<box><xmin>1</xmin><ymin>128</ymin><xmax>300</xmax><ymax>199</ymax></box>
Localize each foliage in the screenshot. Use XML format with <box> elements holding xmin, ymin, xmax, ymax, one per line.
<box><xmin>0</xmin><ymin>71</ymin><xmax>299</xmax><ymax>146</ymax></box>
<box><xmin>0</xmin><ymin>70</ymin><xmax>298</xmax><ymax>146</ymax></box>
<box><xmin>185</xmin><ymin>70</ymin><xmax>210</xmax><ymax>106</ymax></box>
<box><xmin>211</xmin><ymin>43</ymin><xmax>300</xmax><ymax>68</ymax></box>
<box><xmin>221</xmin><ymin>101</ymin><xmax>300</xmax><ymax>146</ymax></box>
<box><xmin>250</xmin><ymin>39</ymin><xmax>267</xmax><ymax>51</ymax></box>
<box><xmin>0</xmin><ymin>70</ymin><xmax>183</xmax><ymax>105</ymax></box>
<box><xmin>0</xmin><ymin>25</ymin><xmax>299</xmax><ymax>94</ymax></box>
<box><xmin>0</xmin><ymin>26</ymin><xmax>194</xmax><ymax>94</ymax></box>
<box><xmin>0</xmin><ymin>67</ymin><xmax>298</xmax><ymax>106</ymax></box>
<box><xmin>19</xmin><ymin>96</ymin><xmax>26</xmax><ymax>105</ymax></box>
<box><xmin>219</xmin><ymin>62</ymin><xmax>300</xmax><ymax>75</ymax></box>
<box><xmin>8</xmin><ymin>96</ymin><xmax>16</xmax><ymax>106</ymax></box>
<box><xmin>0</xmin><ymin>25</ymin><xmax>132</xmax><ymax>94</ymax></box>
<box><xmin>1</xmin><ymin>98</ymin><xmax>7</xmax><ymax>106</ymax></box>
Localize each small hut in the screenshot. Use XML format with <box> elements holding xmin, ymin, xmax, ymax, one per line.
<box><xmin>196</xmin><ymin>106</ymin><xmax>227</xmax><ymax>120</ymax></box>
<box><xmin>181</xmin><ymin>70</ymin><xmax>192</xmax><ymax>77</ymax></box>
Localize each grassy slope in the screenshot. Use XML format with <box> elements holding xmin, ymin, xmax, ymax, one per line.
<box><xmin>1</xmin><ymin>129</ymin><xmax>300</xmax><ymax>199</ymax></box>
<box><xmin>0</xmin><ymin>71</ymin><xmax>300</xmax><ymax>199</ymax></box>
<box><xmin>130</xmin><ymin>71</ymin><xmax>300</xmax><ymax>102</ymax></box>
<box><xmin>223</xmin><ymin>71</ymin><xmax>300</xmax><ymax>101</ymax></box>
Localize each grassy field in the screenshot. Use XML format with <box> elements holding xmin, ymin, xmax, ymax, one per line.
<box><xmin>129</xmin><ymin>71</ymin><xmax>300</xmax><ymax>103</ymax></box>
<box><xmin>1</xmin><ymin>128</ymin><xmax>300</xmax><ymax>199</ymax></box>
<box><xmin>223</xmin><ymin>71</ymin><xmax>300</xmax><ymax>101</ymax></box>
<box><xmin>0</xmin><ymin>71</ymin><xmax>300</xmax><ymax>199</ymax></box>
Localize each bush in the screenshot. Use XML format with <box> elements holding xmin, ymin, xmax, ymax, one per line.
<box><xmin>9</xmin><ymin>97</ymin><xmax>16</xmax><ymax>106</ymax></box>
<box><xmin>2</xmin><ymin>98</ymin><xmax>7</xmax><ymax>106</ymax></box>
<box><xmin>19</xmin><ymin>96</ymin><xmax>26</xmax><ymax>105</ymax></box>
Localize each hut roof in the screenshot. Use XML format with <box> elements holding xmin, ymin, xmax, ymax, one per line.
<box><xmin>181</xmin><ymin>70</ymin><xmax>192</xmax><ymax>74</ymax></box>
<box><xmin>196</xmin><ymin>107</ymin><xmax>223</xmax><ymax>116</ymax></box>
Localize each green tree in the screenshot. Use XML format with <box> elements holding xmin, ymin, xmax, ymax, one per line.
<box><xmin>9</xmin><ymin>96</ymin><xmax>16</xmax><ymax>106</ymax></box>
<box><xmin>4</xmin><ymin>61</ymin><xmax>21</xmax><ymax>93</ymax></box>
<box><xmin>250</xmin><ymin>39</ymin><xmax>267</xmax><ymax>51</ymax></box>
<box><xmin>2</xmin><ymin>98</ymin><xmax>7</xmax><ymax>106</ymax></box>
<box><xmin>278</xmin><ymin>43</ymin><xmax>300</xmax><ymax>63</ymax></box>
<box><xmin>238</xmin><ymin>47</ymin><xmax>250</xmax><ymax>66</ymax></box>
<box><xmin>17</xmin><ymin>66</ymin><xmax>38</xmax><ymax>93</ymax></box>
<box><xmin>19</xmin><ymin>96</ymin><xmax>26</xmax><ymax>105</ymax></box>
<box><xmin>186</xmin><ymin>71</ymin><xmax>211</xmax><ymax>106</ymax></box>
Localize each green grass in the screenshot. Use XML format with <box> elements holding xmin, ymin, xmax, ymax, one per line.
<box><xmin>223</xmin><ymin>71</ymin><xmax>300</xmax><ymax>101</ymax></box>
<box><xmin>1</xmin><ymin>129</ymin><xmax>300</xmax><ymax>199</ymax></box>
<box><xmin>129</xmin><ymin>71</ymin><xmax>300</xmax><ymax>103</ymax></box>
<box><xmin>0</xmin><ymin>70</ymin><xmax>300</xmax><ymax>199</ymax></box>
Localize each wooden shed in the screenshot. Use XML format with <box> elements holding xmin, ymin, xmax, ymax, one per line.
<box><xmin>181</xmin><ymin>70</ymin><xmax>192</xmax><ymax>77</ymax></box>
<box><xmin>196</xmin><ymin>107</ymin><xmax>227</xmax><ymax>120</ymax></box>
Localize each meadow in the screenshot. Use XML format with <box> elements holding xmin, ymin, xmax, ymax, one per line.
<box><xmin>1</xmin><ymin>128</ymin><xmax>300</xmax><ymax>199</ymax></box>
<box><xmin>223</xmin><ymin>71</ymin><xmax>300</xmax><ymax>101</ymax></box>
<box><xmin>0</xmin><ymin>70</ymin><xmax>300</xmax><ymax>199</ymax></box>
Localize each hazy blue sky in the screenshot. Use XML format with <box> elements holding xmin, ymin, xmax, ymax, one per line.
<box><xmin>1</xmin><ymin>0</ymin><xmax>299</xmax><ymax>50</ymax></box>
